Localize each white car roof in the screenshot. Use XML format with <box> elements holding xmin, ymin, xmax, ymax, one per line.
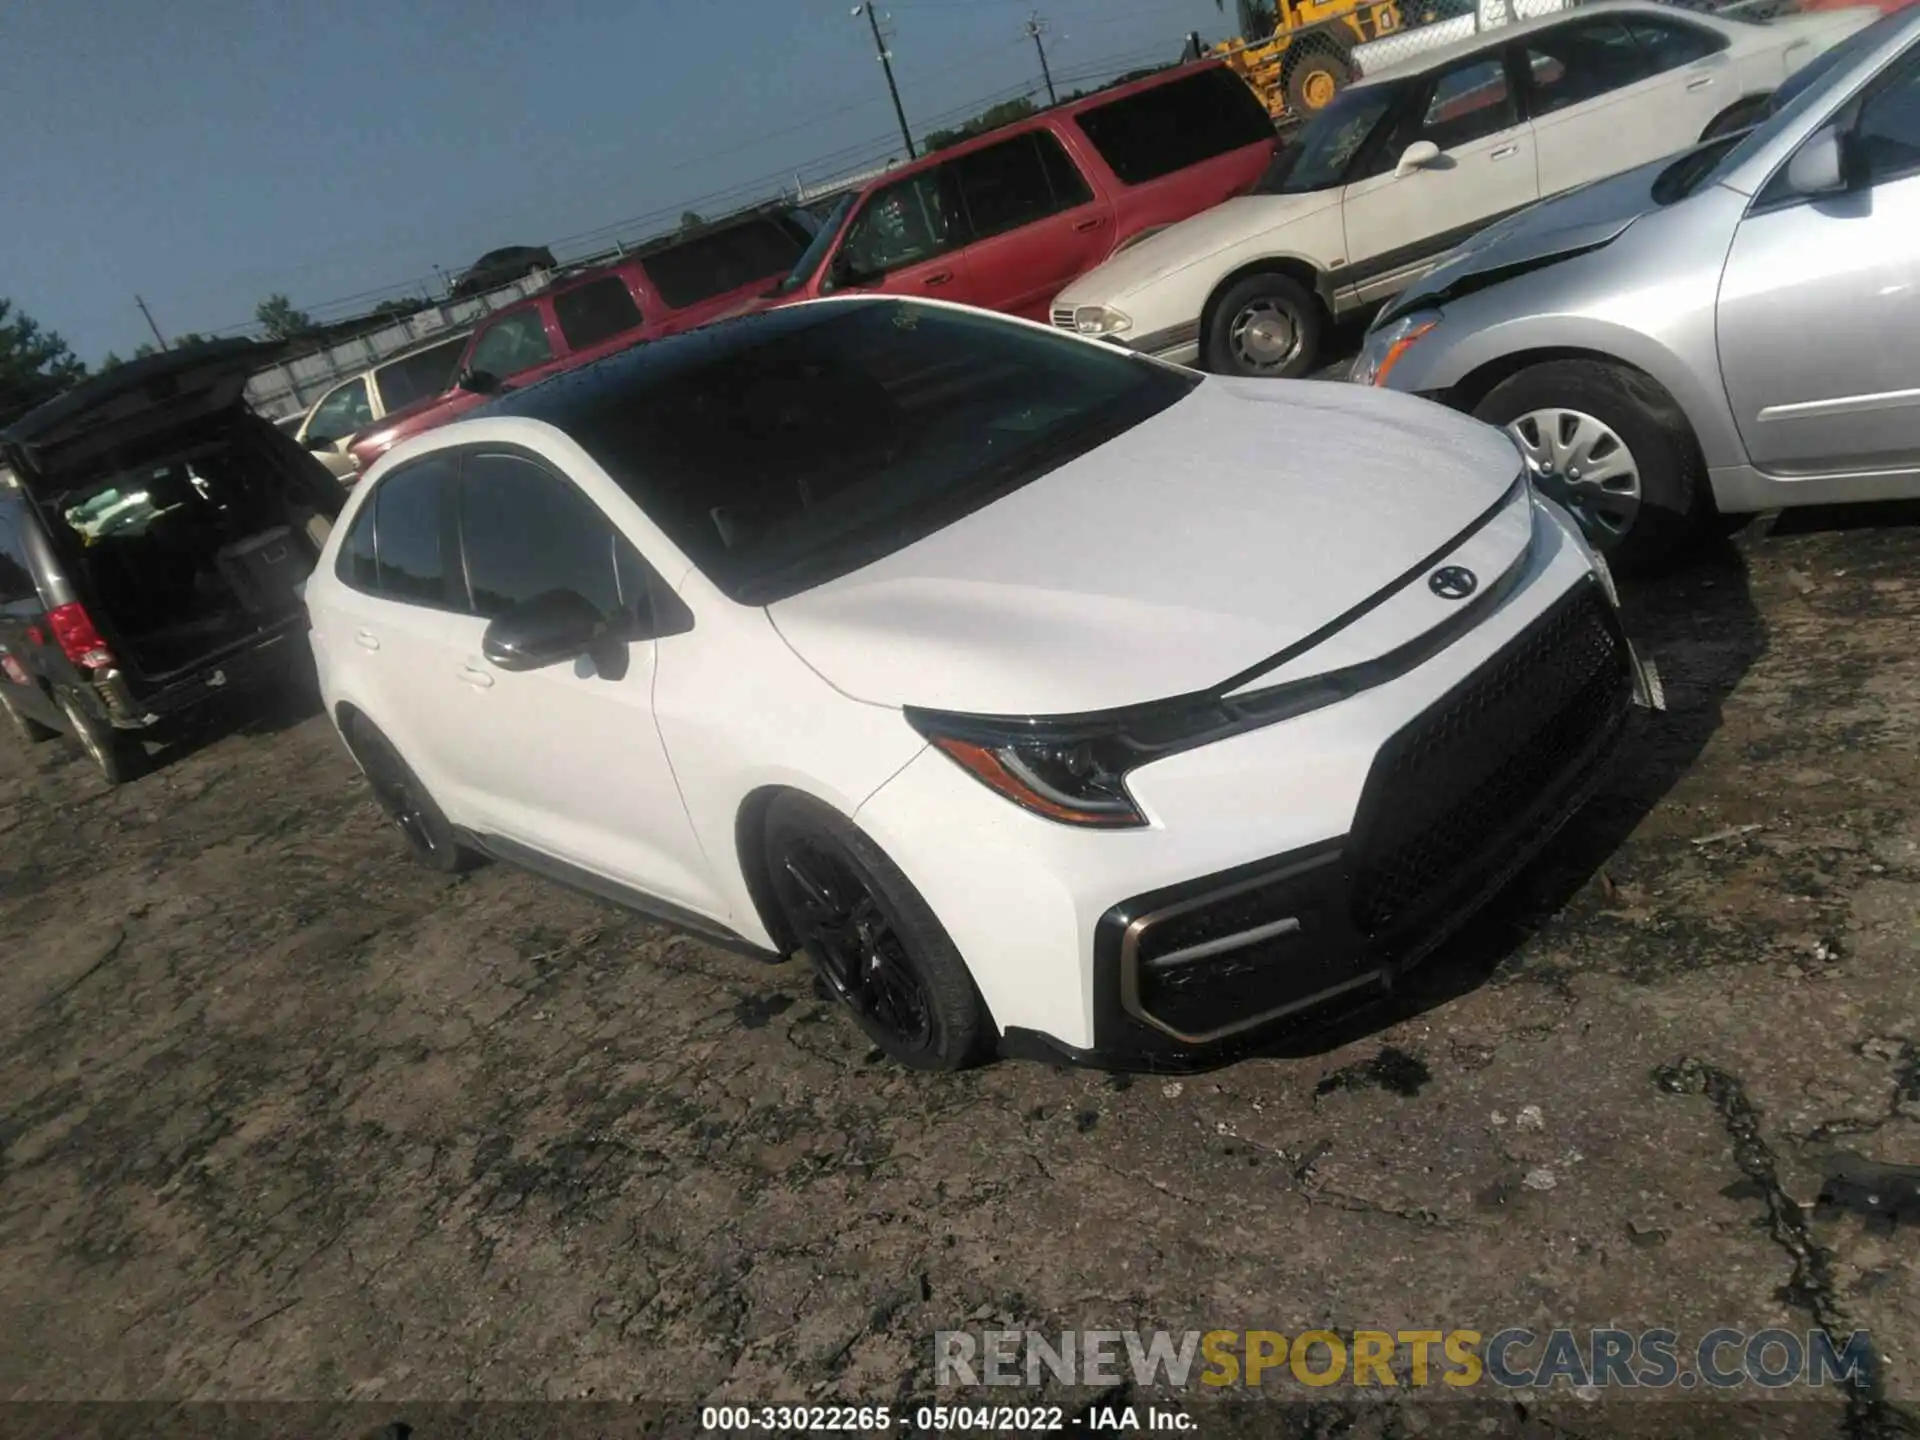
<box><xmin>1355</xmin><ymin>0</ymin><xmax>1729</xmax><ymax>86</ymax></box>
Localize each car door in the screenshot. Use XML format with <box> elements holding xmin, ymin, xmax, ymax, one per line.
<box><xmin>430</xmin><ymin>448</ymin><xmax>719</xmax><ymax>915</ymax></box>
<box><xmin>298</xmin><ymin>376</ymin><xmax>374</xmax><ymax>479</ymax></box>
<box><xmin>826</xmin><ymin>166</ymin><xmax>980</xmax><ymax>306</ymax></box>
<box><xmin>1520</xmin><ymin>13</ymin><xmax>1730</xmax><ymax>197</ymax></box>
<box><xmin>1717</xmin><ymin>43</ymin><xmax>1920</xmax><ymax>481</ymax></box>
<box><xmin>1336</xmin><ymin>51</ymin><xmax>1540</xmax><ymax>303</ymax></box>
<box><xmin>322</xmin><ymin>453</ymin><xmax>477</xmax><ymax>799</ymax></box>
<box><xmin>946</xmin><ymin>130</ymin><xmax>1115</xmax><ymax>320</ymax></box>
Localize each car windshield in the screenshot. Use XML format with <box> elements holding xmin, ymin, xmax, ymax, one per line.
<box><xmin>1256</xmin><ymin>83</ymin><xmax>1400</xmax><ymax>194</ymax></box>
<box><xmin>775</xmin><ymin>193</ymin><xmax>857</xmax><ymax>296</ymax></box>
<box><xmin>490</xmin><ymin>300</ymin><xmax>1200</xmax><ymax>604</ymax></box>
<box><xmin>1694</xmin><ymin>10</ymin><xmax>1914</xmax><ymax>195</ymax></box>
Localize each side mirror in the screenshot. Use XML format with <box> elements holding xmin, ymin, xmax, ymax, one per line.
<box><xmin>1395</xmin><ymin>140</ymin><xmax>1441</xmax><ymax>178</ymax></box>
<box><xmin>1786</xmin><ymin>123</ymin><xmax>1850</xmax><ymax>197</ymax></box>
<box><xmin>457</xmin><ymin>367</ymin><xmax>502</xmax><ymax>395</ymax></box>
<box><xmin>481</xmin><ymin>589</ymin><xmax>609</xmax><ymax>671</ymax></box>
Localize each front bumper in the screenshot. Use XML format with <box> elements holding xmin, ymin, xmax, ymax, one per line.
<box><xmin>855</xmin><ymin>508</ymin><xmax>1647</xmax><ymax>1068</ymax></box>
<box><xmin>1003</xmin><ymin>578</ymin><xmax>1640</xmax><ymax>1070</ymax></box>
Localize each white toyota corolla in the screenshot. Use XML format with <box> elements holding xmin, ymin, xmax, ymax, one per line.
<box><xmin>305</xmin><ymin>297</ymin><xmax>1649</xmax><ymax>1071</ymax></box>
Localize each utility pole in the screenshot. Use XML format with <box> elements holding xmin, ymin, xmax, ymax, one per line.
<box><xmin>134</xmin><ymin>295</ymin><xmax>168</xmax><ymax>350</ymax></box>
<box><xmin>854</xmin><ymin>3</ymin><xmax>915</xmax><ymax>160</ymax></box>
<box><xmin>1025</xmin><ymin>12</ymin><xmax>1057</xmax><ymax>106</ymax></box>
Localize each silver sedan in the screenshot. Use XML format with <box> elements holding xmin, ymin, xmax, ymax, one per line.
<box><xmin>1352</xmin><ymin>4</ymin><xmax>1920</xmax><ymax>571</ymax></box>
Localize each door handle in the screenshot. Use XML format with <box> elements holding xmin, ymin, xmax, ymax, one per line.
<box><xmin>923</xmin><ymin>270</ymin><xmax>954</xmax><ymax>287</ymax></box>
<box><xmin>1490</xmin><ymin>144</ymin><xmax>1520</xmax><ymax>160</ymax></box>
<box><xmin>1686</xmin><ymin>74</ymin><xmax>1714</xmax><ymax>91</ymax></box>
<box><xmin>354</xmin><ymin>629</ymin><xmax>380</xmax><ymax>651</ymax></box>
<box><xmin>457</xmin><ymin>665</ymin><xmax>494</xmax><ymax>690</ymax></box>
<box><xmin>1073</xmin><ymin>216</ymin><xmax>1107</xmax><ymax>232</ymax></box>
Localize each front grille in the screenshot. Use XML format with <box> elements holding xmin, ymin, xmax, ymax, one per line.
<box><xmin>1050</xmin><ymin>306</ymin><xmax>1076</xmax><ymax>330</ymax></box>
<box><xmin>1348</xmin><ymin>581</ymin><xmax>1631</xmax><ymax>938</ymax></box>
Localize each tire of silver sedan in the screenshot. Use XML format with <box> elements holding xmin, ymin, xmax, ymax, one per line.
<box><xmin>347</xmin><ymin>716</ymin><xmax>472</xmax><ymax>874</ymax></box>
<box><xmin>1203</xmin><ymin>273</ymin><xmax>1322</xmax><ymax>380</ymax></box>
<box><xmin>1473</xmin><ymin>359</ymin><xmax>1710</xmax><ymax>575</ymax></box>
<box><xmin>763</xmin><ymin>792</ymin><xmax>986</xmax><ymax>1072</ymax></box>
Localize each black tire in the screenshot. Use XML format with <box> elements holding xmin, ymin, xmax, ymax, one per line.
<box><xmin>1203</xmin><ymin>272</ymin><xmax>1323</xmax><ymax>379</ymax></box>
<box><xmin>763</xmin><ymin>792</ymin><xmax>986</xmax><ymax>1072</ymax></box>
<box><xmin>56</xmin><ymin>690</ymin><xmax>144</xmax><ymax>786</ymax></box>
<box><xmin>346</xmin><ymin>716</ymin><xmax>470</xmax><ymax>873</ymax></box>
<box><xmin>1472</xmin><ymin>360</ymin><xmax>1710</xmax><ymax>575</ymax></box>
<box><xmin>0</xmin><ymin>688</ymin><xmax>59</xmax><ymax>744</ymax></box>
<box><xmin>1285</xmin><ymin>41</ymin><xmax>1354</xmax><ymax>117</ymax></box>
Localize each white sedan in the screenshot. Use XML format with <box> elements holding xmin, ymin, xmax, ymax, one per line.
<box><xmin>1052</xmin><ymin>0</ymin><xmax>1877</xmax><ymax>377</ymax></box>
<box><xmin>304</xmin><ymin>297</ymin><xmax>1648</xmax><ymax>1071</ymax></box>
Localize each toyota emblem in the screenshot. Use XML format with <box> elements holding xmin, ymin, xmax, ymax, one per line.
<box><xmin>1429</xmin><ymin>565</ymin><xmax>1478</xmax><ymax>601</ymax></box>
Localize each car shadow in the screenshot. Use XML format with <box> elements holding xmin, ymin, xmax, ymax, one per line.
<box><xmin>130</xmin><ymin>656</ymin><xmax>326</xmax><ymax>776</ymax></box>
<box><xmin>1234</xmin><ymin>534</ymin><xmax>1770</xmax><ymax>1066</ymax></box>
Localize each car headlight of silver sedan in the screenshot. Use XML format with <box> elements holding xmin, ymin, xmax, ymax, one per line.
<box><xmin>1072</xmin><ymin>305</ymin><xmax>1133</xmax><ymax>338</ymax></box>
<box><xmin>1349</xmin><ymin>310</ymin><xmax>1441</xmax><ymax>387</ymax></box>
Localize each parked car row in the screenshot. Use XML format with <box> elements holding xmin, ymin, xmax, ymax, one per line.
<box><xmin>9</xmin><ymin>3</ymin><xmax>1913</xmax><ymax>1079</ymax></box>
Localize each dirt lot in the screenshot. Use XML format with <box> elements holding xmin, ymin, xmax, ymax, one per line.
<box><xmin>0</xmin><ymin>506</ymin><xmax>1916</xmax><ymax>1436</ymax></box>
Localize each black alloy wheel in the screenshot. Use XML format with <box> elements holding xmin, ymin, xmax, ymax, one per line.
<box><xmin>777</xmin><ymin>834</ymin><xmax>934</xmax><ymax>1052</ymax></box>
<box><xmin>348</xmin><ymin>718</ymin><xmax>468</xmax><ymax>873</ymax></box>
<box><xmin>763</xmin><ymin>792</ymin><xmax>985</xmax><ymax>1071</ymax></box>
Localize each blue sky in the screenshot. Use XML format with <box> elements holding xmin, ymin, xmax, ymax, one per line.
<box><xmin>6</xmin><ymin>0</ymin><xmax>1236</xmax><ymax>365</ymax></box>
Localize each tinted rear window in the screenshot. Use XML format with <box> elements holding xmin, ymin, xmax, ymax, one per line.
<box><xmin>643</xmin><ymin>218</ymin><xmax>810</xmax><ymax>310</ymax></box>
<box><xmin>1074</xmin><ymin>68</ymin><xmax>1275</xmax><ymax>185</ymax></box>
<box><xmin>0</xmin><ymin>494</ymin><xmax>36</xmax><ymax>605</ymax></box>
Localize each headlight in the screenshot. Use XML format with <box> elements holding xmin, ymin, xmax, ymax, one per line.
<box><xmin>1073</xmin><ymin>305</ymin><xmax>1132</xmax><ymax>338</ymax></box>
<box><xmin>1349</xmin><ymin>310</ymin><xmax>1441</xmax><ymax>388</ymax></box>
<box><xmin>905</xmin><ymin>709</ymin><xmax>1151</xmax><ymax>827</ymax></box>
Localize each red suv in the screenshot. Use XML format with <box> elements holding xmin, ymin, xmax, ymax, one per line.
<box><xmin>345</xmin><ymin>209</ymin><xmax>814</xmax><ymax>477</ymax></box>
<box><xmin>754</xmin><ymin>61</ymin><xmax>1277</xmax><ymax>323</ymax></box>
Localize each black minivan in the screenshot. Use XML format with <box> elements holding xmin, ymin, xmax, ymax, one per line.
<box><xmin>0</xmin><ymin>342</ymin><xmax>344</xmax><ymax>783</ymax></box>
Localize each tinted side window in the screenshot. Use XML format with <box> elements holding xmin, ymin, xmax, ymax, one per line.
<box><xmin>949</xmin><ymin>132</ymin><xmax>1089</xmax><ymax>239</ymax></box>
<box><xmin>377</xmin><ymin>336</ymin><xmax>467</xmax><ymax>411</ymax></box>
<box><xmin>338</xmin><ymin>500</ymin><xmax>379</xmax><ymax>593</ymax></box>
<box><xmin>373</xmin><ymin>457</ymin><xmax>452</xmax><ymax>604</ymax></box>
<box><xmin>838</xmin><ymin>170</ymin><xmax>963</xmax><ymax>280</ymax></box>
<box><xmin>0</xmin><ymin>498</ymin><xmax>38</xmax><ymax>606</ymax></box>
<box><xmin>1854</xmin><ymin>48</ymin><xmax>1920</xmax><ymax>185</ymax></box>
<box><xmin>644</xmin><ymin>218</ymin><xmax>810</xmax><ymax>309</ymax></box>
<box><xmin>1418</xmin><ymin>55</ymin><xmax>1520</xmax><ymax>148</ymax></box>
<box><xmin>468</xmin><ymin>310</ymin><xmax>555</xmax><ymax>377</ymax></box>
<box><xmin>1626</xmin><ymin>17</ymin><xmax>1725</xmax><ymax>73</ymax></box>
<box><xmin>1072</xmin><ymin>68</ymin><xmax>1275</xmax><ymax>186</ymax></box>
<box><xmin>553</xmin><ymin>276</ymin><xmax>645</xmax><ymax>351</ymax></box>
<box><xmin>1523</xmin><ymin>21</ymin><xmax>1653</xmax><ymax>118</ymax></box>
<box><xmin>458</xmin><ymin>453</ymin><xmax>625</xmax><ymax>621</ymax></box>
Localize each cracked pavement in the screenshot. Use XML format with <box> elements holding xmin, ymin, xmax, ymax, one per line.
<box><xmin>0</xmin><ymin>507</ymin><xmax>1916</xmax><ymax>1435</ymax></box>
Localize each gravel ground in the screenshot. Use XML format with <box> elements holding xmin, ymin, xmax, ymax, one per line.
<box><xmin>0</xmin><ymin>498</ymin><xmax>1916</xmax><ymax>1436</ymax></box>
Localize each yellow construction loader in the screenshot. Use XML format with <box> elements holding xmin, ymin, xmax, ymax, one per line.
<box><xmin>1210</xmin><ymin>0</ymin><xmax>1404</xmax><ymax>122</ymax></box>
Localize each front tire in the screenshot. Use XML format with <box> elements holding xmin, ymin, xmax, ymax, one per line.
<box><xmin>57</xmin><ymin>690</ymin><xmax>144</xmax><ymax>785</ymax></box>
<box><xmin>763</xmin><ymin>793</ymin><xmax>985</xmax><ymax>1071</ymax></box>
<box><xmin>1472</xmin><ymin>359</ymin><xmax>1709</xmax><ymax>574</ymax></box>
<box><xmin>1203</xmin><ymin>273</ymin><xmax>1322</xmax><ymax>379</ymax></box>
<box><xmin>346</xmin><ymin>717</ymin><xmax>470</xmax><ymax>873</ymax></box>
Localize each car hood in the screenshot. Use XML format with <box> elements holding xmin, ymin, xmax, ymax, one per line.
<box><xmin>766</xmin><ymin>377</ymin><xmax>1523</xmax><ymax>716</ymax></box>
<box><xmin>1055</xmin><ymin>193</ymin><xmax>1339</xmax><ymax>305</ymax></box>
<box><xmin>1376</xmin><ymin>150</ymin><xmax>1681</xmax><ymax>325</ymax></box>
